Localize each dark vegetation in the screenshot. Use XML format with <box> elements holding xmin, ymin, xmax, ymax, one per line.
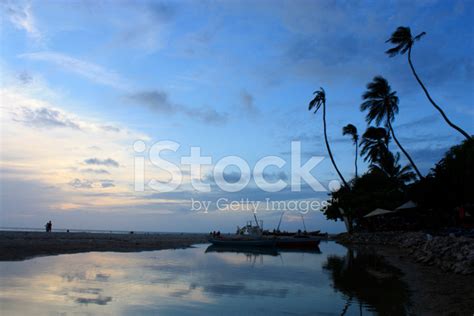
<box><xmin>308</xmin><ymin>26</ymin><xmax>473</xmax><ymax>232</ymax></box>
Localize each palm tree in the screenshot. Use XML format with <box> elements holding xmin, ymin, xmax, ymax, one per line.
<box><xmin>369</xmin><ymin>152</ymin><xmax>416</xmax><ymax>186</ymax></box>
<box><xmin>309</xmin><ymin>88</ymin><xmax>349</xmax><ymax>188</ymax></box>
<box><xmin>342</xmin><ymin>124</ymin><xmax>359</xmax><ymax>178</ymax></box>
<box><xmin>386</xmin><ymin>26</ymin><xmax>471</xmax><ymax>140</ymax></box>
<box><xmin>361</xmin><ymin>76</ymin><xmax>423</xmax><ymax>179</ymax></box>
<box><xmin>360</xmin><ymin>127</ymin><xmax>390</xmax><ymax>164</ymax></box>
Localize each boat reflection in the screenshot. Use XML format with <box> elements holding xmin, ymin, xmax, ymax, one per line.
<box><xmin>322</xmin><ymin>248</ymin><xmax>412</xmax><ymax>315</ymax></box>
<box><xmin>205</xmin><ymin>244</ymin><xmax>321</xmax><ymax>256</ymax></box>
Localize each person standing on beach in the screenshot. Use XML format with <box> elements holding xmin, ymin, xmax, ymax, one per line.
<box><xmin>45</xmin><ymin>221</ymin><xmax>52</xmax><ymax>232</ymax></box>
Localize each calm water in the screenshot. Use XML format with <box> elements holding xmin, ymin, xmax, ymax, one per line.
<box><xmin>0</xmin><ymin>242</ymin><xmax>412</xmax><ymax>315</ymax></box>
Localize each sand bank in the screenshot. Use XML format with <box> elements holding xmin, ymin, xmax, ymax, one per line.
<box><xmin>0</xmin><ymin>231</ymin><xmax>209</xmax><ymax>261</ymax></box>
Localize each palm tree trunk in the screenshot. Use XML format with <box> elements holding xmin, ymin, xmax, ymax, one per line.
<box><xmin>322</xmin><ymin>103</ymin><xmax>349</xmax><ymax>188</ymax></box>
<box><xmin>408</xmin><ymin>47</ymin><xmax>471</xmax><ymax>140</ymax></box>
<box><xmin>387</xmin><ymin>120</ymin><xmax>423</xmax><ymax>179</ymax></box>
<box><xmin>355</xmin><ymin>140</ymin><xmax>358</xmax><ymax>178</ymax></box>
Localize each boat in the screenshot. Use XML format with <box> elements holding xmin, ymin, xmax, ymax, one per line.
<box><xmin>209</xmin><ymin>215</ymin><xmax>276</xmax><ymax>247</ymax></box>
<box><xmin>275</xmin><ymin>236</ymin><xmax>321</xmax><ymax>249</ymax></box>
<box><xmin>208</xmin><ymin>236</ymin><xmax>276</xmax><ymax>247</ymax></box>
<box><xmin>208</xmin><ymin>214</ymin><xmax>322</xmax><ymax>250</ymax></box>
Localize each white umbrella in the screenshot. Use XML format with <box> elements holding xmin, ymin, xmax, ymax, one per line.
<box><xmin>395</xmin><ymin>200</ymin><xmax>417</xmax><ymax>211</ymax></box>
<box><xmin>364</xmin><ymin>208</ymin><xmax>393</xmax><ymax>218</ymax></box>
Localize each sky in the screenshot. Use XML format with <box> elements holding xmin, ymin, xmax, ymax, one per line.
<box><xmin>0</xmin><ymin>0</ymin><xmax>473</xmax><ymax>233</ymax></box>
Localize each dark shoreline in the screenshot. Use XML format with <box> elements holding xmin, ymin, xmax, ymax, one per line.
<box><xmin>336</xmin><ymin>232</ymin><xmax>474</xmax><ymax>315</ymax></box>
<box><xmin>0</xmin><ymin>231</ymin><xmax>209</xmax><ymax>261</ymax></box>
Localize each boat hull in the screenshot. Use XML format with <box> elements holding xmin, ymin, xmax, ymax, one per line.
<box><xmin>275</xmin><ymin>237</ymin><xmax>321</xmax><ymax>249</ymax></box>
<box><xmin>209</xmin><ymin>237</ymin><xmax>276</xmax><ymax>247</ymax></box>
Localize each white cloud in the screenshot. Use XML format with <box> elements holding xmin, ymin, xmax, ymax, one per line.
<box><xmin>19</xmin><ymin>52</ymin><xmax>131</xmax><ymax>90</ymax></box>
<box><xmin>2</xmin><ymin>1</ymin><xmax>41</xmax><ymax>40</ymax></box>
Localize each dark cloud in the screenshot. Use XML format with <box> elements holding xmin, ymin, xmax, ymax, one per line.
<box><xmin>73</xmin><ymin>288</ymin><xmax>103</xmax><ymax>295</ymax></box>
<box><xmin>185</xmin><ymin>106</ymin><xmax>228</xmax><ymax>125</ymax></box>
<box><xmin>240</xmin><ymin>90</ymin><xmax>259</xmax><ymax>115</ymax></box>
<box><xmin>68</xmin><ymin>178</ymin><xmax>115</xmax><ymax>189</ymax></box>
<box><xmin>69</xmin><ymin>178</ymin><xmax>93</xmax><ymax>189</ymax></box>
<box><xmin>126</xmin><ymin>90</ymin><xmax>228</xmax><ymax>125</ymax></box>
<box><xmin>80</xmin><ymin>168</ymin><xmax>110</xmax><ymax>175</ymax></box>
<box><xmin>75</xmin><ymin>296</ymin><xmax>112</xmax><ymax>305</ymax></box>
<box><xmin>262</xmin><ymin>170</ymin><xmax>288</xmax><ymax>182</ymax></box>
<box><xmin>84</xmin><ymin>158</ymin><xmax>119</xmax><ymax>167</ymax></box>
<box><xmin>395</xmin><ymin>114</ymin><xmax>439</xmax><ymax>129</ymax></box>
<box><xmin>147</xmin><ymin>2</ymin><xmax>177</xmax><ymax>23</ymax></box>
<box><xmin>95</xmin><ymin>273</ymin><xmax>110</xmax><ymax>281</ymax></box>
<box><xmin>14</xmin><ymin>107</ymin><xmax>81</xmax><ymax>130</ymax></box>
<box><xmin>100</xmin><ymin>180</ymin><xmax>115</xmax><ymax>188</ymax></box>
<box><xmin>100</xmin><ymin>125</ymin><xmax>121</xmax><ymax>132</ymax></box>
<box><xmin>126</xmin><ymin>90</ymin><xmax>175</xmax><ymax>113</ymax></box>
<box><xmin>17</xmin><ymin>71</ymin><xmax>33</xmax><ymax>84</ymax></box>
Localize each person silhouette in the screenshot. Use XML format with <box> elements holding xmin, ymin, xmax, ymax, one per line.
<box><xmin>46</xmin><ymin>221</ymin><xmax>52</xmax><ymax>232</ymax></box>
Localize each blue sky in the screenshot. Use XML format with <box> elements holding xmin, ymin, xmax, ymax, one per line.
<box><xmin>0</xmin><ymin>0</ymin><xmax>473</xmax><ymax>233</ymax></box>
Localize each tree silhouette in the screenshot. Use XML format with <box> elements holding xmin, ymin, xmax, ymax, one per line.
<box><xmin>386</xmin><ymin>26</ymin><xmax>471</xmax><ymax>140</ymax></box>
<box><xmin>361</xmin><ymin>76</ymin><xmax>423</xmax><ymax>179</ymax></box>
<box><xmin>308</xmin><ymin>88</ymin><xmax>349</xmax><ymax>188</ymax></box>
<box><xmin>369</xmin><ymin>152</ymin><xmax>416</xmax><ymax>186</ymax></box>
<box><xmin>360</xmin><ymin>127</ymin><xmax>390</xmax><ymax>164</ymax></box>
<box><xmin>342</xmin><ymin>124</ymin><xmax>359</xmax><ymax>178</ymax></box>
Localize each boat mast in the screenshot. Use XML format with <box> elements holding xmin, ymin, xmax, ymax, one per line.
<box><xmin>300</xmin><ymin>214</ymin><xmax>307</xmax><ymax>231</ymax></box>
<box><xmin>253</xmin><ymin>213</ymin><xmax>260</xmax><ymax>228</ymax></box>
<box><xmin>277</xmin><ymin>211</ymin><xmax>285</xmax><ymax>231</ymax></box>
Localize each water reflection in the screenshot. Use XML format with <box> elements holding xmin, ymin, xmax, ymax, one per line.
<box><xmin>323</xmin><ymin>248</ymin><xmax>412</xmax><ymax>315</ymax></box>
<box><xmin>0</xmin><ymin>243</ymin><xmax>412</xmax><ymax>315</ymax></box>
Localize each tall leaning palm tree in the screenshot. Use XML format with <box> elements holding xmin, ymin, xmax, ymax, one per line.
<box><xmin>342</xmin><ymin>124</ymin><xmax>359</xmax><ymax>178</ymax></box>
<box><xmin>361</xmin><ymin>76</ymin><xmax>423</xmax><ymax>179</ymax></box>
<box><xmin>386</xmin><ymin>26</ymin><xmax>471</xmax><ymax>140</ymax></box>
<box><xmin>308</xmin><ymin>88</ymin><xmax>349</xmax><ymax>188</ymax></box>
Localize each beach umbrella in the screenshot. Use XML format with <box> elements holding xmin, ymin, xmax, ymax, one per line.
<box><xmin>395</xmin><ymin>200</ymin><xmax>417</xmax><ymax>211</ymax></box>
<box><xmin>364</xmin><ymin>208</ymin><xmax>393</xmax><ymax>218</ymax></box>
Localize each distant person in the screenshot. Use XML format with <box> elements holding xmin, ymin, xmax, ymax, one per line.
<box><xmin>45</xmin><ymin>221</ymin><xmax>52</xmax><ymax>232</ymax></box>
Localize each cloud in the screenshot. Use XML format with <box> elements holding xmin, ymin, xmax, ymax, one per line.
<box><xmin>2</xmin><ymin>1</ymin><xmax>41</xmax><ymax>40</ymax></box>
<box><xmin>68</xmin><ymin>178</ymin><xmax>115</xmax><ymax>189</ymax></box>
<box><xmin>84</xmin><ymin>158</ymin><xmax>119</xmax><ymax>168</ymax></box>
<box><xmin>126</xmin><ymin>90</ymin><xmax>175</xmax><ymax>113</ymax></box>
<box><xmin>69</xmin><ymin>178</ymin><xmax>93</xmax><ymax>189</ymax></box>
<box><xmin>80</xmin><ymin>168</ymin><xmax>110</xmax><ymax>175</ymax></box>
<box><xmin>395</xmin><ymin>114</ymin><xmax>439</xmax><ymax>129</ymax></box>
<box><xmin>19</xmin><ymin>52</ymin><xmax>130</xmax><ymax>90</ymax></box>
<box><xmin>100</xmin><ymin>180</ymin><xmax>115</xmax><ymax>188</ymax></box>
<box><xmin>185</xmin><ymin>106</ymin><xmax>228</xmax><ymax>125</ymax></box>
<box><xmin>17</xmin><ymin>71</ymin><xmax>33</xmax><ymax>84</ymax></box>
<box><xmin>126</xmin><ymin>90</ymin><xmax>228</xmax><ymax>125</ymax></box>
<box><xmin>100</xmin><ymin>125</ymin><xmax>121</xmax><ymax>133</ymax></box>
<box><xmin>110</xmin><ymin>2</ymin><xmax>178</xmax><ymax>54</ymax></box>
<box><xmin>240</xmin><ymin>90</ymin><xmax>260</xmax><ymax>116</ymax></box>
<box><xmin>75</xmin><ymin>296</ymin><xmax>112</xmax><ymax>305</ymax></box>
<box><xmin>13</xmin><ymin>106</ymin><xmax>81</xmax><ymax>130</ymax></box>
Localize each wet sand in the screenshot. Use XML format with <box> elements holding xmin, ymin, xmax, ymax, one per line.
<box><xmin>348</xmin><ymin>245</ymin><xmax>474</xmax><ymax>316</ymax></box>
<box><xmin>378</xmin><ymin>247</ymin><xmax>474</xmax><ymax>316</ymax></box>
<box><xmin>0</xmin><ymin>231</ymin><xmax>209</xmax><ymax>261</ymax></box>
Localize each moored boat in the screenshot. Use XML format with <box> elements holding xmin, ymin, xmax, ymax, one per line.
<box><xmin>275</xmin><ymin>236</ymin><xmax>321</xmax><ymax>249</ymax></box>
<box><xmin>208</xmin><ymin>237</ymin><xmax>276</xmax><ymax>247</ymax></box>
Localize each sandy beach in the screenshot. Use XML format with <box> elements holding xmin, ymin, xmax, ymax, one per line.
<box><xmin>0</xmin><ymin>231</ymin><xmax>209</xmax><ymax>261</ymax></box>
